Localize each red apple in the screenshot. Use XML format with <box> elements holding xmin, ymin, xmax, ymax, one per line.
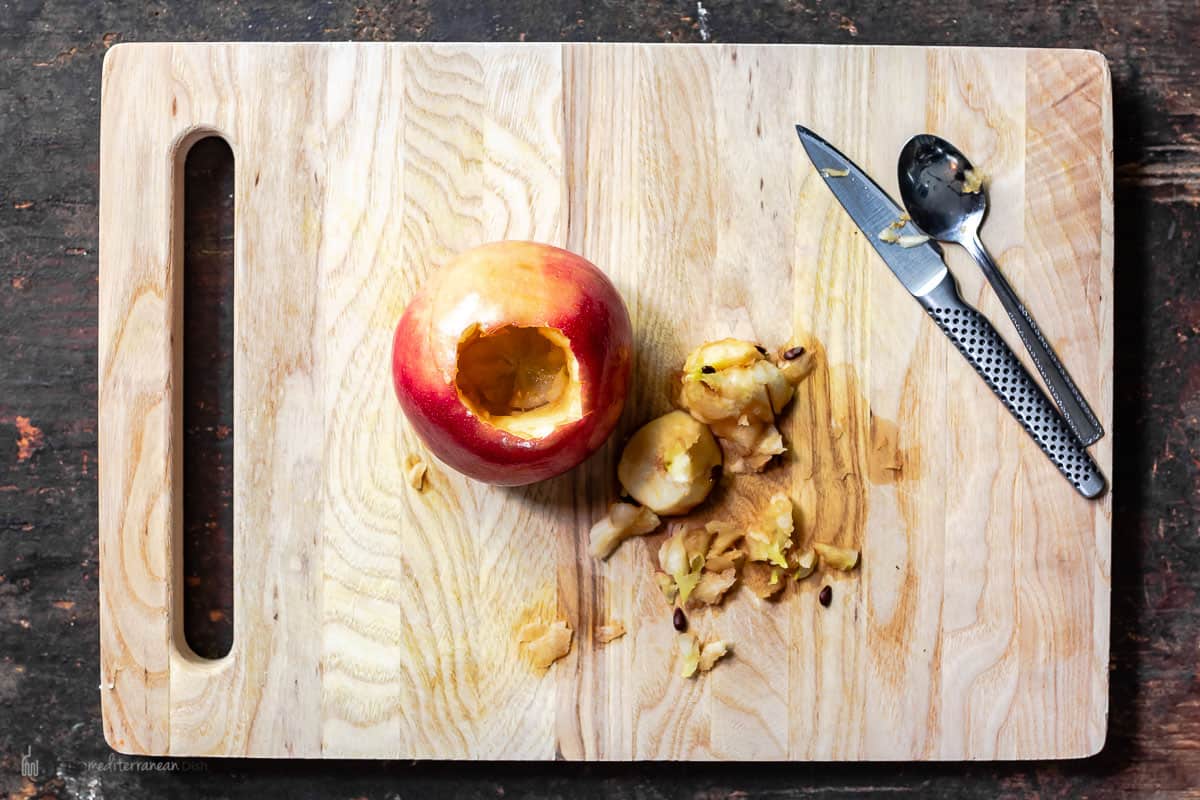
<box><xmin>392</xmin><ymin>241</ymin><xmax>634</xmax><ymax>486</ymax></box>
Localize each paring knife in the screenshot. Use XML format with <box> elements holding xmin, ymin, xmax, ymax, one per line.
<box><xmin>795</xmin><ymin>125</ymin><xmax>1106</xmax><ymax>499</ymax></box>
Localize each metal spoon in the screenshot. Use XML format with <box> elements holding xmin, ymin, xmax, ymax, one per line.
<box><xmin>898</xmin><ymin>134</ymin><xmax>1103</xmax><ymax>447</ymax></box>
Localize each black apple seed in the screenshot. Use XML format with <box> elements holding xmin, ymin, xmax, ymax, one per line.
<box><xmin>783</xmin><ymin>346</ymin><xmax>807</xmax><ymax>360</ymax></box>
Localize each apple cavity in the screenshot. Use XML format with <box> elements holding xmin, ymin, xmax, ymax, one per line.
<box><xmin>392</xmin><ymin>241</ymin><xmax>633</xmax><ymax>486</ymax></box>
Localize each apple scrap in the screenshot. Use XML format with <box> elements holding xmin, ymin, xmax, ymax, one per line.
<box><xmin>791</xmin><ymin>547</ymin><xmax>818</xmax><ymax>579</ymax></box>
<box><xmin>678</xmin><ymin>338</ymin><xmax>815</xmax><ymax>474</ymax></box>
<box><xmin>586</xmin><ymin>338</ymin><xmax>820</xmax><ymax>567</ymax></box>
<box><xmin>405</xmin><ymin>455</ymin><xmax>429</xmax><ymax>491</ymax></box>
<box><xmin>745</xmin><ymin>493</ymin><xmax>793</xmax><ymax>569</ymax></box>
<box><xmin>594</xmin><ymin>338</ymin><xmax>816</xmax><ymax>562</ymax></box>
<box><xmin>580</xmin><ymin>336</ymin><xmax>860</xmax><ymax>677</ymax></box>
<box><xmin>657</xmin><ymin>525</ymin><xmax>741</xmax><ymax>607</ymax></box>
<box><xmin>680</xmin><ymin>633</ymin><xmax>731</xmax><ymax>678</ymax></box>
<box><xmin>596</xmin><ymin>492</ymin><xmax>861</xmax><ymax>678</ymax></box>
<box><xmin>517</xmin><ymin>620</ymin><xmax>573</xmax><ymax>670</ymax></box>
<box><xmin>813</xmin><ymin>541</ymin><xmax>860</xmax><ymax>570</ymax></box>
<box><xmin>654</xmin><ymin>493</ymin><xmax>859</xmax><ymax>610</ymax></box>
<box><xmin>878</xmin><ymin>213</ymin><xmax>931</xmax><ymax>248</ymax></box>
<box><xmin>617</xmin><ymin>411</ymin><xmax>722</xmax><ymax>516</ymax></box>
<box><xmin>589</xmin><ymin>502</ymin><xmax>661</xmax><ymax>559</ymax></box>
<box><xmin>596</xmin><ymin>621</ymin><xmax>626</xmax><ymax>643</ymax></box>
<box><xmin>961</xmin><ymin>168</ymin><xmax>985</xmax><ymax>194</ymax></box>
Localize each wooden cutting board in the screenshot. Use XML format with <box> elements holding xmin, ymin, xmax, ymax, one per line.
<box><xmin>99</xmin><ymin>43</ymin><xmax>1113</xmax><ymax>760</ymax></box>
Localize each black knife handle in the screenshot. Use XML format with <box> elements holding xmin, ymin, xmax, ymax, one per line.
<box><xmin>919</xmin><ymin>273</ymin><xmax>1106</xmax><ymax>499</ymax></box>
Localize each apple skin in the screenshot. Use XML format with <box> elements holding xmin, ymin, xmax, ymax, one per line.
<box><xmin>392</xmin><ymin>241</ymin><xmax>634</xmax><ymax>486</ymax></box>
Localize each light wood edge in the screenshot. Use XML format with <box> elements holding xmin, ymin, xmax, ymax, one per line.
<box><xmin>1021</xmin><ymin>48</ymin><xmax>1113</xmax><ymax>760</ymax></box>
<box><xmin>100</xmin><ymin>44</ymin><xmax>243</xmax><ymax>755</ymax></box>
<box><xmin>1086</xmin><ymin>47</ymin><xmax>1114</xmax><ymax>760</ymax></box>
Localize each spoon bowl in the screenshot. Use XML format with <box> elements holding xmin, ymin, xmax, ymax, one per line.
<box><xmin>897</xmin><ymin>134</ymin><xmax>986</xmax><ymax>243</ymax></box>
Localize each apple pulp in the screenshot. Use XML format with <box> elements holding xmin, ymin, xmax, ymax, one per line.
<box><xmin>392</xmin><ymin>241</ymin><xmax>633</xmax><ymax>485</ymax></box>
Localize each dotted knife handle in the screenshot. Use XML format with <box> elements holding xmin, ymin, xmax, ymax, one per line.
<box><xmin>921</xmin><ymin>275</ymin><xmax>1106</xmax><ymax>499</ymax></box>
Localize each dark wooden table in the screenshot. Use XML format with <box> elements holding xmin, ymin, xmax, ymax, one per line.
<box><xmin>2</xmin><ymin>2</ymin><xmax>1198</xmax><ymax>797</ymax></box>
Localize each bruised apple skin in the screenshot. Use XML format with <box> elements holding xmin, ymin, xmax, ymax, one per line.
<box><xmin>392</xmin><ymin>241</ymin><xmax>633</xmax><ymax>485</ymax></box>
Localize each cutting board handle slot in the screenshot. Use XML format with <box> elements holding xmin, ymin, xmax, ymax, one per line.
<box><xmin>171</xmin><ymin>130</ymin><xmax>237</xmax><ymax>664</ymax></box>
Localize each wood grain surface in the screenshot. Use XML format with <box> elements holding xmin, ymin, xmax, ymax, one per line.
<box><xmin>98</xmin><ymin>42</ymin><xmax>1113</xmax><ymax>760</ymax></box>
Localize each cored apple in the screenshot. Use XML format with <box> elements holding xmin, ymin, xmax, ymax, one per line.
<box><xmin>392</xmin><ymin>241</ymin><xmax>633</xmax><ymax>486</ymax></box>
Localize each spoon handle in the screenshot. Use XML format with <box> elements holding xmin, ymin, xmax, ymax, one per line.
<box><xmin>962</xmin><ymin>234</ymin><xmax>1104</xmax><ymax>447</ymax></box>
<box><xmin>920</xmin><ymin>273</ymin><xmax>1106</xmax><ymax>499</ymax></box>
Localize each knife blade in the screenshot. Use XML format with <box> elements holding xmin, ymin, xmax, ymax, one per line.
<box><xmin>795</xmin><ymin>125</ymin><xmax>1106</xmax><ymax>499</ymax></box>
<box><xmin>796</xmin><ymin>125</ymin><xmax>949</xmax><ymax>297</ymax></box>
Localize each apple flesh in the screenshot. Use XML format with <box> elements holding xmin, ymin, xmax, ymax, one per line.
<box><xmin>392</xmin><ymin>241</ymin><xmax>633</xmax><ymax>485</ymax></box>
<box><xmin>617</xmin><ymin>410</ymin><xmax>722</xmax><ymax>515</ymax></box>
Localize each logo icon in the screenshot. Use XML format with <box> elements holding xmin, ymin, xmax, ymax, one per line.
<box><xmin>21</xmin><ymin>745</ymin><xmax>38</xmax><ymax>778</ymax></box>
